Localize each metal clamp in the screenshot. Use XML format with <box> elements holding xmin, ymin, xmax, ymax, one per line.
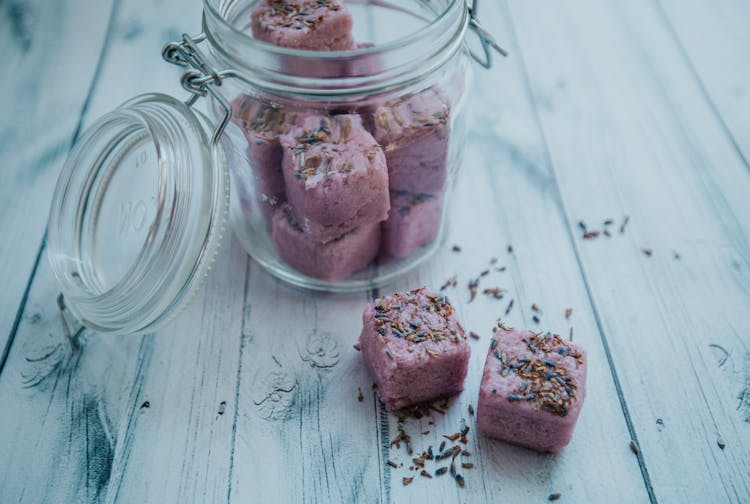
<box><xmin>57</xmin><ymin>294</ymin><xmax>85</xmax><ymax>350</ymax></box>
<box><xmin>162</xmin><ymin>33</ymin><xmax>235</xmax><ymax>146</ymax></box>
<box><xmin>467</xmin><ymin>0</ymin><xmax>508</xmax><ymax>69</ymax></box>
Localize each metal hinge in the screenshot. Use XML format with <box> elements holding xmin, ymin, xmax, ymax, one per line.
<box><xmin>162</xmin><ymin>32</ymin><xmax>234</xmax><ymax>146</ymax></box>
<box><xmin>467</xmin><ymin>0</ymin><xmax>509</xmax><ymax>69</ymax></box>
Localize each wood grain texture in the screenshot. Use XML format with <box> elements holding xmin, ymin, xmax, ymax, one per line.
<box><xmin>229</xmin><ymin>1</ymin><xmax>649</xmax><ymax>500</ymax></box>
<box><xmin>505</xmin><ymin>0</ymin><xmax>750</xmax><ymax>501</ymax></box>
<box><xmin>658</xmin><ymin>0</ymin><xmax>750</xmax><ymax>169</ymax></box>
<box><xmin>0</xmin><ymin>235</ymin><xmax>247</xmax><ymax>503</ymax></box>
<box><xmin>1</xmin><ymin>0</ymin><xmax>750</xmax><ymax>502</ymax></box>
<box><xmin>0</xmin><ymin>0</ymin><xmax>208</xmax><ymax>501</ymax></box>
<box><xmin>0</xmin><ymin>0</ymin><xmax>114</xmax><ymax>372</ymax></box>
<box><xmin>0</xmin><ymin>256</ymin><xmax>143</xmax><ymax>503</ymax></box>
<box><xmin>229</xmin><ymin>267</ymin><xmax>383</xmax><ymax>503</ymax></box>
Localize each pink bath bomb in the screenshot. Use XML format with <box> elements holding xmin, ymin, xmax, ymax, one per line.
<box><xmin>271</xmin><ymin>204</ymin><xmax>380</xmax><ymax>281</ymax></box>
<box><xmin>232</xmin><ymin>96</ymin><xmax>308</xmax><ymax>219</ymax></box>
<box><xmin>251</xmin><ymin>0</ymin><xmax>355</xmax><ymax>50</ymax></box>
<box><xmin>280</xmin><ymin>114</ymin><xmax>389</xmax><ymax>243</ymax></box>
<box><xmin>343</xmin><ymin>42</ymin><xmax>382</xmax><ymax>77</ymax></box>
<box><xmin>477</xmin><ymin>324</ymin><xmax>587</xmax><ymax>453</ymax></box>
<box><xmin>382</xmin><ymin>191</ymin><xmax>444</xmax><ymax>258</ymax></box>
<box><xmin>359</xmin><ymin>287</ymin><xmax>470</xmax><ymax>410</ymax></box>
<box><xmin>371</xmin><ymin>87</ymin><xmax>451</xmax><ymax>194</ymax></box>
<box><xmin>277</xmin><ymin>41</ymin><xmax>384</xmax><ymax>81</ymax></box>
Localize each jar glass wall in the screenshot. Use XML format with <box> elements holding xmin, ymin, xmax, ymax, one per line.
<box><xmin>203</xmin><ymin>0</ymin><xmax>474</xmax><ymax>291</ymax></box>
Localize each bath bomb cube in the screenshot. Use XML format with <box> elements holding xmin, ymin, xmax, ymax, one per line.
<box><xmin>359</xmin><ymin>287</ymin><xmax>470</xmax><ymax>410</ymax></box>
<box><xmin>232</xmin><ymin>96</ymin><xmax>307</xmax><ymax>218</ymax></box>
<box><xmin>477</xmin><ymin>324</ymin><xmax>587</xmax><ymax>453</ymax></box>
<box><xmin>280</xmin><ymin>114</ymin><xmax>389</xmax><ymax>243</ymax></box>
<box><xmin>371</xmin><ymin>87</ymin><xmax>451</xmax><ymax>194</ymax></box>
<box><xmin>343</xmin><ymin>42</ymin><xmax>383</xmax><ymax>78</ymax></box>
<box><xmin>271</xmin><ymin>204</ymin><xmax>380</xmax><ymax>281</ymax></box>
<box><xmin>251</xmin><ymin>0</ymin><xmax>355</xmax><ymax>50</ymax></box>
<box><xmin>279</xmin><ymin>41</ymin><xmax>384</xmax><ymax>81</ymax></box>
<box><xmin>382</xmin><ymin>191</ymin><xmax>444</xmax><ymax>258</ymax></box>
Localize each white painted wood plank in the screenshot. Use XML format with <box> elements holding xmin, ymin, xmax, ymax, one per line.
<box><xmin>0</xmin><ymin>257</ymin><xmax>144</xmax><ymax>503</ymax></box>
<box><xmin>378</xmin><ymin>9</ymin><xmax>649</xmax><ymax>504</ymax></box>
<box><xmin>228</xmin><ymin>270</ymin><xmax>384</xmax><ymax>503</ymax></box>
<box><xmin>658</xmin><ymin>0</ymin><xmax>750</xmax><ymax>167</ymax></box>
<box><xmin>0</xmin><ymin>235</ymin><xmax>247</xmax><ymax>503</ymax></box>
<box><xmin>3</xmin><ymin>0</ymin><xmax>749</xmax><ymax>503</ymax></box>
<box><xmin>0</xmin><ymin>0</ymin><xmax>114</xmax><ymax>371</ymax></box>
<box><xmin>103</xmin><ymin>237</ymin><xmax>248</xmax><ymax>504</ymax></box>
<box><xmin>505</xmin><ymin>0</ymin><xmax>750</xmax><ymax>502</ymax></box>
<box><xmin>0</xmin><ymin>0</ymin><xmax>214</xmax><ymax>502</ymax></box>
<box><xmin>229</xmin><ymin>2</ymin><xmax>647</xmax><ymax>502</ymax></box>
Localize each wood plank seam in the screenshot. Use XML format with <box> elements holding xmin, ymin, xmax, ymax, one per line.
<box><xmin>653</xmin><ymin>0</ymin><xmax>750</xmax><ymax>176</ymax></box>
<box><xmin>226</xmin><ymin>257</ymin><xmax>252</xmax><ymax>503</ymax></box>
<box><xmin>500</xmin><ymin>1</ymin><xmax>658</xmax><ymax>502</ymax></box>
<box><xmin>0</xmin><ymin>233</ymin><xmax>46</xmax><ymax>376</ymax></box>
<box><xmin>0</xmin><ymin>0</ymin><xmax>124</xmax><ymax>379</ymax></box>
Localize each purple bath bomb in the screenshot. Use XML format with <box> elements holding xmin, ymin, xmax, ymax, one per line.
<box><xmin>251</xmin><ymin>0</ymin><xmax>355</xmax><ymax>51</ymax></box>
<box><xmin>371</xmin><ymin>87</ymin><xmax>451</xmax><ymax>194</ymax></box>
<box><xmin>232</xmin><ymin>96</ymin><xmax>309</xmax><ymax>219</ymax></box>
<box><xmin>271</xmin><ymin>204</ymin><xmax>380</xmax><ymax>281</ymax></box>
<box><xmin>277</xmin><ymin>41</ymin><xmax>385</xmax><ymax>82</ymax></box>
<box><xmin>359</xmin><ymin>287</ymin><xmax>470</xmax><ymax>410</ymax></box>
<box><xmin>280</xmin><ymin>114</ymin><xmax>389</xmax><ymax>243</ymax></box>
<box><xmin>477</xmin><ymin>324</ymin><xmax>587</xmax><ymax>453</ymax></box>
<box><xmin>382</xmin><ymin>191</ymin><xmax>444</xmax><ymax>258</ymax></box>
<box><xmin>343</xmin><ymin>42</ymin><xmax>383</xmax><ymax>78</ymax></box>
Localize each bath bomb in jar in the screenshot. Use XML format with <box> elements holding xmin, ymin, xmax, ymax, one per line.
<box><xmin>381</xmin><ymin>190</ymin><xmax>444</xmax><ymax>258</ymax></box>
<box><xmin>271</xmin><ymin>203</ymin><xmax>380</xmax><ymax>281</ymax></box>
<box><xmin>371</xmin><ymin>87</ymin><xmax>451</xmax><ymax>194</ymax></box>
<box><xmin>280</xmin><ymin>114</ymin><xmax>389</xmax><ymax>243</ymax></box>
<box><xmin>251</xmin><ymin>0</ymin><xmax>356</xmax><ymax>50</ymax></box>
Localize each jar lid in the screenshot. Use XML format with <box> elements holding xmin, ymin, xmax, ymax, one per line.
<box><xmin>48</xmin><ymin>93</ymin><xmax>229</xmax><ymax>335</ymax></box>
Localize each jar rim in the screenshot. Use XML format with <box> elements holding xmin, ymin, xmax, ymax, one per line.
<box><xmin>202</xmin><ymin>0</ymin><xmax>462</xmax><ymax>58</ymax></box>
<box><xmin>202</xmin><ymin>0</ymin><xmax>469</xmax><ymax>96</ymax></box>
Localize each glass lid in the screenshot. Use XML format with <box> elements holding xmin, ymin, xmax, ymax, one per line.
<box><xmin>47</xmin><ymin>93</ymin><xmax>229</xmax><ymax>335</ymax></box>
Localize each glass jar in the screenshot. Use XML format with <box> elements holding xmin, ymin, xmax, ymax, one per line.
<box><xmin>47</xmin><ymin>0</ymin><xmax>505</xmax><ymax>334</ymax></box>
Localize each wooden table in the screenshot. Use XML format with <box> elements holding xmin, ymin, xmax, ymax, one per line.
<box><xmin>1</xmin><ymin>0</ymin><xmax>748</xmax><ymax>502</ymax></box>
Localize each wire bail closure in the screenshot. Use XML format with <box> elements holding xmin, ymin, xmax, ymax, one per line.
<box><xmin>162</xmin><ymin>32</ymin><xmax>235</xmax><ymax>146</ymax></box>
<box><xmin>56</xmin><ymin>293</ymin><xmax>85</xmax><ymax>348</ymax></box>
<box><xmin>467</xmin><ymin>0</ymin><xmax>508</xmax><ymax>69</ymax></box>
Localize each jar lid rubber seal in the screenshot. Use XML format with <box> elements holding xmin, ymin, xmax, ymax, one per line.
<box><xmin>48</xmin><ymin>93</ymin><xmax>229</xmax><ymax>335</ymax></box>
